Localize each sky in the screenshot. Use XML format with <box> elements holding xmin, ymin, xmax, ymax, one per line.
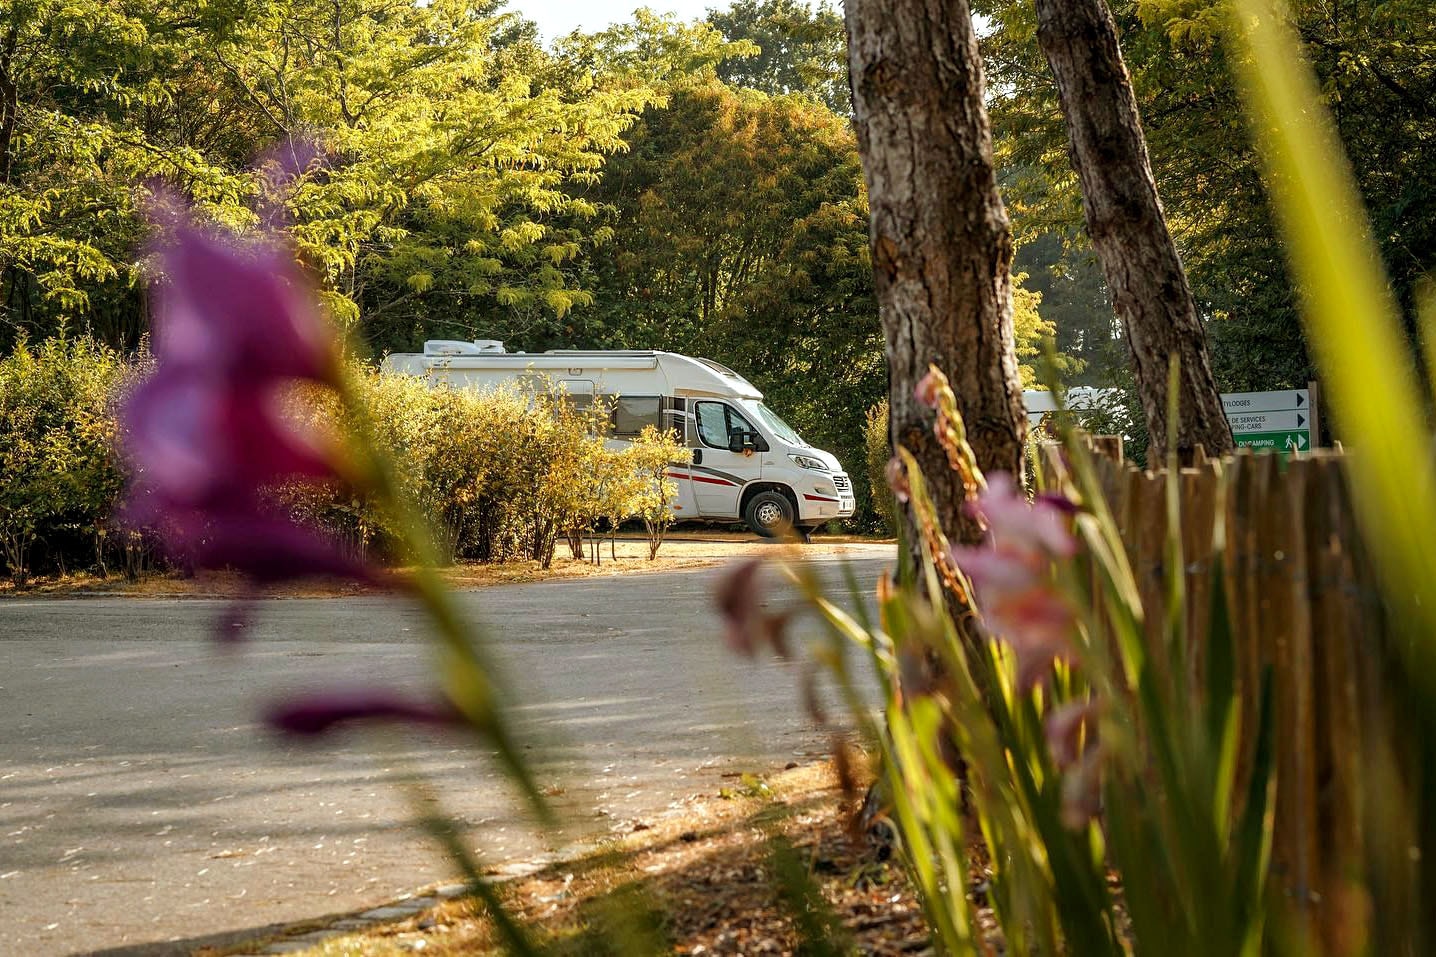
<box><xmin>513</xmin><ymin>0</ymin><xmax>716</xmax><ymax>40</ymax></box>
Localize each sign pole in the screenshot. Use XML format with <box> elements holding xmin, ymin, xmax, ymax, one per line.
<box><xmin>1307</xmin><ymin>379</ymin><xmax>1321</xmax><ymax>450</ymax></box>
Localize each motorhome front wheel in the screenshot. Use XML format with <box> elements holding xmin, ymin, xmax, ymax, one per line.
<box><xmin>745</xmin><ymin>491</ymin><xmax>794</xmax><ymax>538</ymax></box>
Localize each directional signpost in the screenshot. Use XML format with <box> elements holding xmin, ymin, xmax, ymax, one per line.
<box><xmin>1221</xmin><ymin>387</ymin><xmax>1317</xmax><ymax>455</ymax></box>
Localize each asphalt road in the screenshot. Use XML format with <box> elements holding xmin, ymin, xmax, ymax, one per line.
<box><xmin>0</xmin><ymin>553</ymin><xmax>888</xmax><ymax>955</ymax></box>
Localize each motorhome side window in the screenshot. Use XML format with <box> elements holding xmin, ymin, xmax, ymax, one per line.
<box><xmin>695</xmin><ymin>401</ymin><xmax>756</xmax><ymax>448</ymax></box>
<box><xmin>610</xmin><ymin>396</ymin><xmax>663</xmax><ymax>436</ymax></box>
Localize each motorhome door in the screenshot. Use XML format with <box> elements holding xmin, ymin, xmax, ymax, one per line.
<box><xmin>688</xmin><ymin>400</ymin><xmax>761</xmax><ymax>518</ymax></box>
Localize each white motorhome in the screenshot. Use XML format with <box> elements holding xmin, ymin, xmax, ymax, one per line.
<box><xmin>383</xmin><ymin>339</ymin><xmax>856</xmax><ymax>537</ymax></box>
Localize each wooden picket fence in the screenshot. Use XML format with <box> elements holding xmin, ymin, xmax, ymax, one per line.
<box><xmin>1043</xmin><ymin>442</ymin><xmax>1396</xmax><ymax>950</ymax></box>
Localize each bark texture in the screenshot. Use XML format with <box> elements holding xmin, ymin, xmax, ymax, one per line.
<box><xmin>1035</xmin><ymin>0</ymin><xmax>1234</xmax><ymax>461</ymax></box>
<box><xmin>845</xmin><ymin>0</ymin><xmax>1028</xmax><ymax>546</ymax></box>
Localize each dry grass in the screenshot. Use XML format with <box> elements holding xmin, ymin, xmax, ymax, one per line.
<box><xmin>207</xmin><ymin>761</ymin><xmax>945</xmax><ymax>957</ymax></box>
<box><xmin>0</xmin><ymin>534</ymin><xmax>894</xmax><ymax>600</ymax></box>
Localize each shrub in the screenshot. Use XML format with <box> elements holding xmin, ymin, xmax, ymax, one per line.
<box><xmin>0</xmin><ymin>338</ymin><xmax>130</xmax><ymax>585</ymax></box>
<box><xmin>1</xmin><ymin>349</ymin><xmax>701</xmax><ymax>579</ymax></box>
<box><xmin>863</xmin><ymin>400</ymin><xmax>897</xmax><ymax>536</ymax></box>
<box><xmin>624</xmin><ymin>425</ymin><xmax>691</xmax><ymax>560</ymax></box>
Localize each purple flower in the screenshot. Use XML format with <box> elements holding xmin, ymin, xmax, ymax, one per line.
<box><xmin>147</xmin><ymin>218</ymin><xmax>338</xmax><ymax>386</ymax></box>
<box><xmin>267</xmin><ymin>689</ymin><xmax>463</xmax><ymax>737</ymax></box>
<box><xmin>715</xmin><ymin>558</ymin><xmax>794</xmax><ymax>658</ymax></box>
<box><xmin>167</xmin><ymin>511</ymin><xmax>382</xmax><ymax>588</ymax></box>
<box><xmin>120</xmin><ymin>204</ymin><xmax>379</xmax><ymax>638</ymax></box>
<box><xmin>122</xmin><ymin>371</ymin><xmax>336</xmax><ymax>517</ymax></box>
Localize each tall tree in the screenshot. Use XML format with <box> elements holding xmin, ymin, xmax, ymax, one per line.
<box><xmin>845</xmin><ymin>0</ymin><xmax>1029</xmax><ymax>543</ymax></box>
<box><xmin>1034</xmin><ymin>0</ymin><xmax>1234</xmax><ymax>460</ymax></box>
<box><xmin>0</xmin><ymin>0</ymin><xmax>655</xmax><ymax>354</ymax></box>
<box><xmin>578</xmin><ymin>80</ymin><xmax>886</xmax><ymax>518</ymax></box>
<box><xmin>980</xmin><ymin>0</ymin><xmax>1436</xmax><ymax>404</ymax></box>
<box><xmin>707</xmin><ymin>0</ymin><xmax>850</xmax><ymax>113</ymax></box>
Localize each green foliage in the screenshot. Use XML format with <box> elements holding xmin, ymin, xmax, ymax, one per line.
<box><xmin>579</xmin><ymin>75</ymin><xmax>1066</xmax><ymax>526</ymax></box>
<box><xmin>862</xmin><ymin>400</ymin><xmax>897</xmax><ymax>536</ymax></box>
<box><xmin>978</xmin><ymin>0</ymin><xmax>1436</xmax><ymax>395</ymax></box>
<box><xmin>707</xmin><ymin>0</ymin><xmax>850</xmax><ymax>113</ymax></box>
<box><xmin>623</xmin><ymin>424</ymin><xmax>690</xmax><ymax>560</ymax></box>
<box><xmin>281</xmin><ymin>370</ymin><xmax>674</xmax><ymax>570</ymax></box>
<box><xmin>0</xmin><ymin>0</ymin><xmax>655</xmax><ymax>351</ymax></box>
<box><xmin>0</xmin><ymin>345</ymin><xmax>687</xmax><ymax>582</ymax></box>
<box><xmin>797</xmin><ymin>390</ymin><xmax>1277</xmax><ymax>956</ymax></box>
<box><xmin>1</xmin><ymin>0</ymin><xmax>1076</xmax><ymax>536</ymax></box>
<box><xmin>1014</xmin><ymin>235</ymin><xmax>1116</xmax><ymax>387</ymax></box>
<box><xmin>0</xmin><ymin>337</ymin><xmax>130</xmax><ymax>584</ymax></box>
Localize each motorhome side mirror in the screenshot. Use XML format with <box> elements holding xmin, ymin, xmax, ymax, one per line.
<box><xmin>728</xmin><ymin>431</ymin><xmax>768</xmax><ymax>454</ymax></box>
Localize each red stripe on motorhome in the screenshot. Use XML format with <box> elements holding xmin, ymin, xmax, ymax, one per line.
<box><xmin>691</xmin><ymin>475</ymin><xmax>738</xmax><ymax>487</ymax></box>
<box><xmin>666</xmin><ymin>471</ymin><xmax>739</xmax><ymax>488</ymax></box>
<box><xmin>803</xmin><ymin>494</ymin><xmax>839</xmax><ymax>503</ymax></box>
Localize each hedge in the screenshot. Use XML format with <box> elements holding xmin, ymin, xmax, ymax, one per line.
<box><xmin>0</xmin><ymin>339</ymin><xmax>687</xmax><ymax>585</ymax></box>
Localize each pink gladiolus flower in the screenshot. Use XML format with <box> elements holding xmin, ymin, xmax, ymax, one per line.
<box><xmin>1061</xmin><ymin>747</ymin><xmax>1103</xmax><ymax>830</ymax></box>
<box><xmin>266</xmin><ymin>690</ymin><xmax>462</xmax><ymax>737</ymax></box>
<box><xmin>1044</xmin><ymin>699</ymin><xmax>1097</xmax><ymax>770</ymax></box>
<box><xmin>965</xmin><ymin>473</ymin><xmax>1077</xmax><ymax>560</ymax></box>
<box><xmin>885</xmin><ymin>456</ymin><xmax>911</xmax><ymax>504</ymax></box>
<box><xmin>914</xmin><ymin>369</ymin><xmax>941</xmax><ymax>409</ymax></box>
<box><xmin>950</xmin><ymin>472</ymin><xmax>1079</xmax><ymax>689</ymax></box>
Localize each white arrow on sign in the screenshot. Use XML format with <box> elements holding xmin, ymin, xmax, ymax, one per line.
<box><xmin>1226</xmin><ymin>410</ymin><xmax>1309</xmax><ymax>433</ymax></box>
<box><xmin>1286</xmin><ymin>433</ymin><xmax>1309</xmax><ymax>451</ymax></box>
<box><xmin>1220</xmin><ymin>389</ymin><xmax>1309</xmax><ymax>414</ymax></box>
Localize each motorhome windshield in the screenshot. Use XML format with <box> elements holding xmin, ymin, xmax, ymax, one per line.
<box><xmin>745</xmin><ymin>401</ymin><xmax>805</xmax><ymax>446</ymax></box>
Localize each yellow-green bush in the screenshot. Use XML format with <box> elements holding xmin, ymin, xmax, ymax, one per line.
<box><xmin>0</xmin><ymin>338</ymin><xmax>132</xmax><ymax>585</ymax></box>
<box><xmin>274</xmin><ymin>369</ymin><xmax>687</xmax><ymax>569</ymax></box>
<box><xmin>863</xmin><ymin>400</ymin><xmax>897</xmax><ymax>536</ymax></box>
<box><xmin>0</xmin><ymin>344</ymin><xmax>693</xmax><ymax>582</ymax></box>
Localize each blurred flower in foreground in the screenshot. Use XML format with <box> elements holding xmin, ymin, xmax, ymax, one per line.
<box><xmin>1044</xmin><ymin>700</ymin><xmax>1103</xmax><ymax>828</ymax></box>
<box><xmin>267</xmin><ymin>689</ymin><xmax>462</xmax><ymax>737</ymax></box>
<box><xmin>120</xmin><ymin>207</ymin><xmax>380</xmax><ymax>634</ymax></box>
<box><xmin>914</xmin><ymin>368</ymin><xmax>941</xmax><ymax>409</ymax></box>
<box><xmin>885</xmin><ymin>456</ymin><xmax>911</xmax><ymax>504</ymax></box>
<box><xmin>950</xmin><ymin>473</ymin><xmax>1078</xmax><ymax>689</ymax></box>
<box><xmin>715</xmin><ymin>558</ymin><xmax>794</xmax><ymax>658</ymax></box>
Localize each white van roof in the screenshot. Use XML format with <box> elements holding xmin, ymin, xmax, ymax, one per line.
<box><xmin>384</xmin><ymin>341</ymin><xmax>763</xmax><ymax>400</ymax></box>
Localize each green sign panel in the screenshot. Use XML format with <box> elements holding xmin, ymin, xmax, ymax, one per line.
<box><xmin>1234</xmin><ymin>430</ymin><xmax>1309</xmax><ymax>452</ymax></box>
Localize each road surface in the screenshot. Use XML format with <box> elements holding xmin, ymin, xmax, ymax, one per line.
<box><xmin>0</xmin><ymin>552</ymin><xmax>888</xmax><ymax>955</ymax></box>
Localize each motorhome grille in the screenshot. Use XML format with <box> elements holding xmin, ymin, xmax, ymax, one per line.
<box><xmin>832</xmin><ymin>475</ymin><xmax>852</xmax><ymax>491</ymax></box>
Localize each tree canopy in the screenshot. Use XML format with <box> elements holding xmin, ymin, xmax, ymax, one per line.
<box><xmin>4</xmin><ymin>0</ymin><xmax>1430</xmax><ymax>498</ymax></box>
<box><xmin>979</xmin><ymin>0</ymin><xmax>1436</xmax><ymax>392</ymax></box>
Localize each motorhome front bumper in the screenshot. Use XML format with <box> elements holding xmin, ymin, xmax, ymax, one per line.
<box><xmin>801</xmin><ymin>473</ymin><xmax>856</xmax><ymax>521</ymax></box>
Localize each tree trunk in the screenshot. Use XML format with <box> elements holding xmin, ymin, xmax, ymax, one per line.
<box><xmin>0</xmin><ymin>24</ymin><xmax>19</xmax><ymax>187</ymax></box>
<box><xmin>1034</xmin><ymin>0</ymin><xmax>1234</xmax><ymax>462</ymax></box>
<box><xmin>844</xmin><ymin>0</ymin><xmax>1028</xmax><ymax>548</ymax></box>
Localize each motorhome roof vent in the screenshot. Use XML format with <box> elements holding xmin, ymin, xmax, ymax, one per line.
<box><xmin>422</xmin><ymin>339</ymin><xmax>507</xmax><ymax>356</ymax></box>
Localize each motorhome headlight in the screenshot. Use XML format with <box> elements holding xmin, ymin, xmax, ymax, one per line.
<box><xmin>788</xmin><ymin>453</ymin><xmax>829</xmax><ymax>472</ymax></box>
